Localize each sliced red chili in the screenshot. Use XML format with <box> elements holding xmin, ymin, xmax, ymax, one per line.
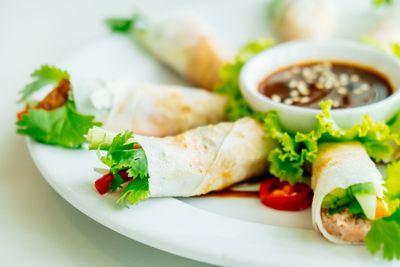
<box><xmin>259</xmin><ymin>178</ymin><xmax>312</xmax><ymax>211</ymax></box>
<box><xmin>94</xmin><ymin>169</ymin><xmax>132</xmax><ymax>195</ymax></box>
<box><xmin>17</xmin><ymin>109</ymin><xmax>29</xmax><ymax>120</ymax></box>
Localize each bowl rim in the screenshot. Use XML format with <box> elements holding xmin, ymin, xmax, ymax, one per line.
<box><xmin>239</xmin><ymin>39</ymin><xmax>400</xmax><ymax>116</ymax></box>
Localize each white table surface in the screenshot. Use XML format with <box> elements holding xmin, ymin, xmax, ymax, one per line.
<box><xmin>0</xmin><ymin>0</ymin><xmax>215</xmax><ymax>266</ymax></box>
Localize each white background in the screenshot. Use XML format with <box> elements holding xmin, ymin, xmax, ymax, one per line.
<box><xmin>0</xmin><ymin>0</ymin><xmax>215</xmax><ymax>266</ymax></box>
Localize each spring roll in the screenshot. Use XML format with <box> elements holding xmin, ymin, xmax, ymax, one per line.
<box><xmin>368</xmin><ymin>9</ymin><xmax>400</xmax><ymax>52</ymax></box>
<box><xmin>269</xmin><ymin>0</ymin><xmax>336</xmax><ymax>42</ymax></box>
<box><xmin>73</xmin><ymin>80</ymin><xmax>228</xmax><ymax>137</ymax></box>
<box><xmin>135</xmin><ymin>16</ymin><xmax>234</xmax><ymax>90</ymax></box>
<box><xmin>89</xmin><ymin>117</ymin><xmax>276</xmax><ymax>199</ymax></box>
<box><xmin>311</xmin><ymin>142</ymin><xmax>383</xmax><ymax>244</ymax></box>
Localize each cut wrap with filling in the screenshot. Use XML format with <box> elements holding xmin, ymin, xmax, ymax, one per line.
<box><xmin>89</xmin><ymin>117</ymin><xmax>276</xmax><ymax>201</ymax></box>
<box><xmin>135</xmin><ymin>16</ymin><xmax>234</xmax><ymax>90</ymax></box>
<box><xmin>311</xmin><ymin>142</ymin><xmax>383</xmax><ymax>244</ymax></box>
<box><xmin>74</xmin><ymin>80</ymin><xmax>228</xmax><ymax>137</ymax></box>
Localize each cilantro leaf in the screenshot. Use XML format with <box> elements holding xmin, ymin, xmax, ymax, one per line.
<box><xmin>18</xmin><ymin>65</ymin><xmax>69</xmax><ymax>103</ymax></box>
<box><xmin>16</xmin><ymin>102</ymin><xmax>100</xmax><ymax>148</ymax></box>
<box><xmin>366</xmin><ymin>209</ymin><xmax>400</xmax><ymax>260</ymax></box>
<box><xmin>89</xmin><ymin>128</ymin><xmax>151</xmax><ymax>205</ymax></box>
<box><xmin>105</xmin><ymin>18</ymin><xmax>133</xmax><ymax>32</ymax></box>
<box><xmin>119</xmin><ymin>176</ymin><xmax>150</xmax><ymax>206</ymax></box>
<box><xmin>215</xmin><ymin>38</ymin><xmax>274</xmax><ymax>121</ymax></box>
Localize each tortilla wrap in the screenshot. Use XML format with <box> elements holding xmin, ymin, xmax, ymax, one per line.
<box><xmin>136</xmin><ymin>16</ymin><xmax>234</xmax><ymax>90</ymax></box>
<box><xmin>311</xmin><ymin>142</ymin><xmax>383</xmax><ymax>245</ymax></box>
<box><xmin>134</xmin><ymin>117</ymin><xmax>275</xmax><ymax>197</ymax></box>
<box><xmin>270</xmin><ymin>0</ymin><xmax>336</xmax><ymax>42</ymax></box>
<box><xmin>73</xmin><ymin>80</ymin><xmax>228</xmax><ymax>137</ymax></box>
<box><xmin>369</xmin><ymin>9</ymin><xmax>400</xmax><ymax>53</ymax></box>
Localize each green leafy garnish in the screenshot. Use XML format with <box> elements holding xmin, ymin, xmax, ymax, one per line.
<box><xmin>17</xmin><ymin>102</ymin><xmax>100</xmax><ymax>148</ymax></box>
<box><xmin>264</xmin><ymin>101</ymin><xmax>397</xmax><ymax>184</ymax></box>
<box><xmin>263</xmin><ymin>110</ymin><xmax>316</xmax><ymax>183</ymax></box>
<box><xmin>16</xmin><ymin>65</ymin><xmax>101</xmax><ymax>148</ymax></box>
<box><xmin>392</xmin><ymin>43</ymin><xmax>400</xmax><ymax>57</ymax></box>
<box><xmin>373</xmin><ymin>0</ymin><xmax>394</xmax><ymax>6</ymax></box>
<box><xmin>385</xmin><ymin>161</ymin><xmax>400</xmax><ymax>200</ymax></box>
<box><xmin>215</xmin><ymin>38</ymin><xmax>275</xmax><ymax>121</ymax></box>
<box><xmin>105</xmin><ymin>13</ymin><xmax>146</xmax><ymax>33</ymax></box>
<box><xmin>120</xmin><ymin>177</ymin><xmax>149</xmax><ymax>205</ymax></box>
<box><xmin>362</xmin><ymin>36</ymin><xmax>400</xmax><ymax>59</ymax></box>
<box><xmin>18</xmin><ymin>65</ymin><xmax>70</xmax><ymax>103</ymax></box>
<box><xmin>366</xmin><ymin>209</ymin><xmax>400</xmax><ymax>260</ymax></box>
<box><xmin>88</xmin><ymin>127</ymin><xmax>150</xmax><ymax>206</ymax></box>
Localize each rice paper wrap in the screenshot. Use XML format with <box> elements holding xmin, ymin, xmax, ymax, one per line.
<box><xmin>136</xmin><ymin>16</ymin><xmax>234</xmax><ymax>90</ymax></box>
<box><xmin>270</xmin><ymin>0</ymin><xmax>336</xmax><ymax>42</ymax></box>
<box><xmin>369</xmin><ymin>9</ymin><xmax>400</xmax><ymax>52</ymax></box>
<box><xmin>134</xmin><ymin>117</ymin><xmax>276</xmax><ymax>197</ymax></box>
<box><xmin>311</xmin><ymin>142</ymin><xmax>383</xmax><ymax>245</ymax></box>
<box><xmin>73</xmin><ymin>80</ymin><xmax>228</xmax><ymax>137</ymax></box>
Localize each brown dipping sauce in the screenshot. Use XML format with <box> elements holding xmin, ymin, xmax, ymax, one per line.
<box><xmin>259</xmin><ymin>61</ymin><xmax>393</xmax><ymax>109</ymax></box>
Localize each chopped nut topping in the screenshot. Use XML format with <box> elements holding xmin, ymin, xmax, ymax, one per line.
<box><xmin>271</xmin><ymin>94</ymin><xmax>281</xmax><ymax>102</ymax></box>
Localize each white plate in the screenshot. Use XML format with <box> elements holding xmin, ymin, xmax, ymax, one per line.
<box><xmin>26</xmin><ymin>1</ymin><xmax>399</xmax><ymax>266</ymax></box>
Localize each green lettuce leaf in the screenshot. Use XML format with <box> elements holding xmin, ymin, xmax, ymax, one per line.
<box><xmin>16</xmin><ymin>65</ymin><xmax>101</xmax><ymax>148</ymax></box>
<box><xmin>264</xmin><ymin>101</ymin><xmax>397</xmax><ymax>184</ymax></box>
<box><xmin>17</xmin><ymin>102</ymin><xmax>100</xmax><ymax>148</ymax></box>
<box><xmin>215</xmin><ymin>38</ymin><xmax>274</xmax><ymax>121</ymax></box>
<box><xmin>263</xmin><ymin>110</ymin><xmax>316</xmax><ymax>183</ymax></box>
<box><xmin>18</xmin><ymin>65</ymin><xmax>70</xmax><ymax>103</ymax></box>
<box><xmin>385</xmin><ymin>161</ymin><xmax>400</xmax><ymax>200</ymax></box>
<box><xmin>88</xmin><ymin>128</ymin><xmax>150</xmax><ymax>206</ymax></box>
<box><xmin>316</xmin><ymin>101</ymin><xmax>394</xmax><ymax>161</ymax></box>
<box><xmin>373</xmin><ymin>0</ymin><xmax>394</xmax><ymax>6</ymax></box>
<box><xmin>388</xmin><ymin>112</ymin><xmax>400</xmax><ymax>144</ymax></box>
<box><xmin>366</xmin><ymin>209</ymin><xmax>400</xmax><ymax>260</ymax></box>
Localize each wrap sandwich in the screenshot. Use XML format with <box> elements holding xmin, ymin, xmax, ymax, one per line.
<box><xmin>87</xmin><ymin>117</ymin><xmax>276</xmax><ymax>204</ymax></box>
<box><xmin>269</xmin><ymin>0</ymin><xmax>336</xmax><ymax>42</ymax></box>
<box><xmin>16</xmin><ymin>65</ymin><xmax>229</xmax><ymax>148</ymax></box>
<box><xmin>311</xmin><ymin>142</ymin><xmax>384</xmax><ymax>244</ymax></box>
<box><xmin>107</xmin><ymin>15</ymin><xmax>235</xmax><ymax>90</ymax></box>
<box><xmin>368</xmin><ymin>8</ymin><xmax>400</xmax><ymax>53</ymax></box>
<box><xmin>74</xmin><ymin>80</ymin><xmax>228</xmax><ymax>137</ymax></box>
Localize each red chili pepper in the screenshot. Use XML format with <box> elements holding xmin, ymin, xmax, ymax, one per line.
<box><xmin>259</xmin><ymin>178</ymin><xmax>312</xmax><ymax>211</ymax></box>
<box><xmin>17</xmin><ymin>109</ymin><xmax>29</xmax><ymax>120</ymax></box>
<box><xmin>94</xmin><ymin>169</ymin><xmax>132</xmax><ymax>195</ymax></box>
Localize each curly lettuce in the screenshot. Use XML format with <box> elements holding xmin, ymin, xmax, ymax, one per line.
<box><xmin>16</xmin><ymin>65</ymin><xmax>101</xmax><ymax>148</ymax></box>
<box><xmin>215</xmin><ymin>38</ymin><xmax>275</xmax><ymax>121</ymax></box>
<box><xmin>264</xmin><ymin>101</ymin><xmax>398</xmax><ymax>184</ymax></box>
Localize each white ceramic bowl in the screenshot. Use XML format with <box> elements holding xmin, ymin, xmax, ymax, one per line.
<box><xmin>239</xmin><ymin>40</ymin><xmax>400</xmax><ymax>133</ymax></box>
